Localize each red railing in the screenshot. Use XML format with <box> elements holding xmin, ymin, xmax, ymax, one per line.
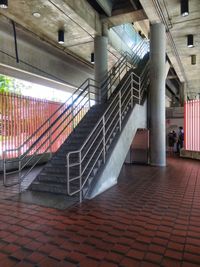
<box><xmin>0</xmin><ymin>92</ymin><xmax>86</xmax><ymax>159</ymax></box>
<box><xmin>185</xmin><ymin>99</ymin><xmax>200</xmax><ymax>152</ymax></box>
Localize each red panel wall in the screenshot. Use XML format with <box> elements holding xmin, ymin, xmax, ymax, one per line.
<box><xmin>185</xmin><ymin>100</ymin><xmax>200</xmax><ymax>152</ymax></box>
<box><xmin>0</xmin><ymin>92</ymin><xmax>87</xmax><ymax>159</ymax></box>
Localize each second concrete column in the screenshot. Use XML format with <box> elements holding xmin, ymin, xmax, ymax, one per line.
<box><xmin>94</xmin><ymin>35</ymin><xmax>108</xmax><ymax>103</ymax></box>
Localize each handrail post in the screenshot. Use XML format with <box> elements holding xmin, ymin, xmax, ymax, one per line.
<box><xmin>119</xmin><ymin>91</ymin><xmax>122</xmax><ymax>131</ymax></box>
<box><xmin>3</xmin><ymin>151</ymin><xmax>6</xmax><ymax>186</ymax></box>
<box><xmin>66</xmin><ymin>155</ymin><xmax>69</xmax><ymax>195</ymax></box>
<box><xmin>72</xmin><ymin>96</ymin><xmax>75</xmax><ymax>130</ymax></box>
<box><xmin>125</xmin><ymin>55</ymin><xmax>128</xmax><ymax>72</ymax></box>
<box><xmin>48</xmin><ymin>119</ymin><xmax>52</xmax><ymax>157</ymax></box>
<box><xmin>131</xmin><ymin>73</ymin><xmax>133</xmax><ymax>108</ymax></box>
<box><xmin>88</xmin><ymin>85</ymin><xmax>91</xmax><ymax>109</ymax></box>
<box><xmin>79</xmin><ymin>152</ymin><xmax>82</xmax><ymax>203</ymax></box>
<box><xmin>19</xmin><ymin>159</ymin><xmax>21</xmax><ymax>193</ymax></box>
<box><xmin>118</xmin><ymin>64</ymin><xmax>121</xmax><ymax>84</ymax></box>
<box><xmin>139</xmin><ymin>77</ymin><xmax>141</xmax><ymax>105</ymax></box>
<box><xmin>102</xmin><ymin>117</ymin><xmax>106</xmax><ymax>163</ymax></box>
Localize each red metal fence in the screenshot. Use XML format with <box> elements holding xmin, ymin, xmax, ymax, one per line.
<box><xmin>0</xmin><ymin>92</ymin><xmax>86</xmax><ymax>159</ymax></box>
<box><xmin>185</xmin><ymin>99</ymin><xmax>200</xmax><ymax>151</ymax></box>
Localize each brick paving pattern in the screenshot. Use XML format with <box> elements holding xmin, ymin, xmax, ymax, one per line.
<box><xmin>0</xmin><ymin>157</ymin><xmax>200</xmax><ymax>266</ymax></box>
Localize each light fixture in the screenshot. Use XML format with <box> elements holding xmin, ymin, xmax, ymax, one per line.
<box><xmin>187</xmin><ymin>34</ymin><xmax>194</xmax><ymax>48</ymax></box>
<box><xmin>91</xmin><ymin>52</ymin><xmax>94</xmax><ymax>63</ymax></box>
<box><xmin>32</xmin><ymin>12</ymin><xmax>41</xmax><ymax>18</ymax></box>
<box><xmin>58</xmin><ymin>29</ymin><xmax>64</xmax><ymax>44</ymax></box>
<box><xmin>0</xmin><ymin>0</ymin><xmax>8</xmax><ymax>8</ymax></box>
<box><xmin>191</xmin><ymin>55</ymin><xmax>196</xmax><ymax>65</ymax></box>
<box><xmin>180</xmin><ymin>0</ymin><xmax>189</xmax><ymax>17</ymax></box>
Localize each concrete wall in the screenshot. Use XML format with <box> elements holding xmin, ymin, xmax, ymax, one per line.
<box><xmin>0</xmin><ymin>18</ymin><xmax>94</xmax><ymax>92</ymax></box>
<box><xmin>86</xmin><ymin>100</ymin><xmax>147</xmax><ymax>199</ymax></box>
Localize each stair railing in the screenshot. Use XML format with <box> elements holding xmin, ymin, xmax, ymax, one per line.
<box><xmin>67</xmin><ymin>59</ymin><xmax>150</xmax><ymax>202</ymax></box>
<box><xmin>3</xmin><ymin>39</ymin><xmax>149</xmax><ymax>190</ymax></box>
<box><xmin>3</xmin><ymin>78</ymin><xmax>98</xmax><ymax>187</ymax></box>
<box><xmin>101</xmin><ymin>40</ymin><xmax>149</xmax><ymax>101</ymax></box>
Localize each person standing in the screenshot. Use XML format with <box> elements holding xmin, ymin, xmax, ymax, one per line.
<box><xmin>172</xmin><ymin>130</ymin><xmax>177</xmax><ymax>153</ymax></box>
<box><xmin>168</xmin><ymin>131</ymin><xmax>175</xmax><ymax>155</ymax></box>
<box><xmin>177</xmin><ymin>126</ymin><xmax>184</xmax><ymax>154</ymax></box>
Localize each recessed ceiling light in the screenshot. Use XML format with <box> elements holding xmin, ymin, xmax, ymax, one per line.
<box><xmin>91</xmin><ymin>53</ymin><xmax>94</xmax><ymax>63</ymax></box>
<box><xmin>58</xmin><ymin>29</ymin><xmax>65</xmax><ymax>44</ymax></box>
<box><xmin>32</xmin><ymin>12</ymin><xmax>41</xmax><ymax>18</ymax></box>
<box><xmin>191</xmin><ymin>55</ymin><xmax>196</xmax><ymax>65</ymax></box>
<box><xmin>187</xmin><ymin>35</ymin><xmax>194</xmax><ymax>48</ymax></box>
<box><xmin>180</xmin><ymin>0</ymin><xmax>189</xmax><ymax>17</ymax></box>
<box><xmin>0</xmin><ymin>0</ymin><xmax>8</xmax><ymax>9</ymax></box>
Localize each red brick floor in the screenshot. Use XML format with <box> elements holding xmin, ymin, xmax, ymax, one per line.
<box><xmin>0</xmin><ymin>157</ymin><xmax>200</xmax><ymax>267</ymax></box>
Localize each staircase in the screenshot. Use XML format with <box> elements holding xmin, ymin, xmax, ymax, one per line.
<box><xmin>29</xmin><ymin>103</ymin><xmax>107</xmax><ymax>199</ymax></box>
<box><xmin>66</xmin><ymin>55</ymin><xmax>150</xmax><ymax>202</ymax></box>
<box><xmin>3</xmin><ymin>40</ymin><xmax>149</xmax><ymax>203</ymax></box>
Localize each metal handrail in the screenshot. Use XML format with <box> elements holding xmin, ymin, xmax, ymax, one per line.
<box><xmin>101</xmin><ymin>40</ymin><xmax>149</xmax><ymax>100</ymax></box>
<box><xmin>3</xmin><ymin>39</ymin><xmax>149</xmax><ymax>189</ymax></box>
<box><xmin>3</xmin><ymin>79</ymin><xmax>97</xmax><ymax>187</ymax></box>
<box><xmin>67</xmin><ymin>58</ymin><xmax>150</xmax><ymax>202</ymax></box>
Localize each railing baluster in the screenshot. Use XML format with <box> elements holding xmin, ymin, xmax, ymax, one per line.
<box><xmin>102</xmin><ymin>117</ymin><xmax>106</xmax><ymax>163</ymax></box>
<box><xmin>79</xmin><ymin>151</ymin><xmax>82</xmax><ymax>203</ymax></box>
<box><xmin>131</xmin><ymin>73</ymin><xmax>133</xmax><ymax>108</ymax></box>
<box><xmin>139</xmin><ymin>77</ymin><xmax>141</xmax><ymax>105</ymax></box>
<box><xmin>119</xmin><ymin>91</ymin><xmax>122</xmax><ymax>131</ymax></box>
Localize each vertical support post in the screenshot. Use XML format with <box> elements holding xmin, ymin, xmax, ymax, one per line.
<box><xmin>131</xmin><ymin>73</ymin><xmax>133</xmax><ymax>108</ymax></box>
<box><xmin>102</xmin><ymin>117</ymin><xmax>106</xmax><ymax>163</ymax></box>
<box><xmin>79</xmin><ymin>152</ymin><xmax>82</xmax><ymax>203</ymax></box>
<box><xmin>48</xmin><ymin>119</ymin><xmax>52</xmax><ymax>157</ymax></box>
<box><xmin>88</xmin><ymin>84</ymin><xmax>91</xmax><ymax>109</ymax></box>
<box><xmin>3</xmin><ymin>152</ymin><xmax>6</xmax><ymax>186</ymax></box>
<box><xmin>72</xmin><ymin>95</ymin><xmax>75</xmax><ymax>130</ymax></box>
<box><xmin>18</xmin><ymin>155</ymin><xmax>21</xmax><ymax>192</ymax></box>
<box><xmin>139</xmin><ymin>77</ymin><xmax>141</xmax><ymax>105</ymax></box>
<box><xmin>119</xmin><ymin>91</ymin><xmax>122</xmax><ymax>131</ymax></box>
<box><xmin>150</xmin><ymin>23</ymin><xmax>166</xmax><ymax>167</ymax></box>
<box><xmin>66</xmin><ymin>154</ymin><xmax>69</xmax><ymax>194</ymax></box>
<box><xmin>118</xmin><ymin>65</ymin><xmax>120</xmax><ymax>85</ymax></box>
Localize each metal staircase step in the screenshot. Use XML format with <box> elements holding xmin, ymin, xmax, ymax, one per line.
<box><xmin>30</xmin><ymin>181</ymin><xmax>68</xmax><ymax>194</ymax></box>
<box><xmin>37</xmin><ymin>174</ymin><xmax>67</xmax><ymax>183</ymax></box>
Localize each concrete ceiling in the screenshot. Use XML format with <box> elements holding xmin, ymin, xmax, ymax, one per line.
<box><xmin>0</xmin><ymin>0</ymin><xmax>199</xmax><ymax>99</ymax></box>
<box><xmin>140</xmin><ymin>0</ymin><xmax>200</xmax><ymax>100</ymax></box>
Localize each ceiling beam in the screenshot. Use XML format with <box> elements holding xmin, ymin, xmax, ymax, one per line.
<box><xmin>95</xmin><ymin>0</ymin><xmax>113</xmax><ymax>17</ymax></box>
<box><xmin>51</xmin><ymin>0</ymin><xmax>102</xmax><ymax>34</ymax></box>
<box><xmin>103</xmin><ymin>9</ymin><xmax>147</xmax><ymax>28</ymax></box>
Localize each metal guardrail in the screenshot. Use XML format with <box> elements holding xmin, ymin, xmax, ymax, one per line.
<box><xmin>3</xmin><ymin>78</ymin><xmax>98</xmax><ymax>187</ymax></box>
<box><xmin>67</xmin><ymin>57</ymin><xmax>150</xmax><ymax>202</ymax></box>
<box><xmin>3</xmin><ymin>39</ymin><xmax>149</xmax><ymax>190</ymax></box>
<box><xmin>101</xmin><ymin>40</ymin><xmax>149</xmax><ymax>101</ymax></box>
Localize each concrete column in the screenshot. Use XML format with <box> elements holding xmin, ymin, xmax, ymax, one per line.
<box><xmin>181</xmin><ymin>82</ymin><xmax>186</xmax><ymax>104</ymax></box>
<box><xmin>150</xmin><ymin>23</ymin><xmax>166</xmax><ymax>166</ymax></box>
<box><xmin>94</xmin><ymin>35</ymin><xmax>108</xmax><ymax>103</ymax></box>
